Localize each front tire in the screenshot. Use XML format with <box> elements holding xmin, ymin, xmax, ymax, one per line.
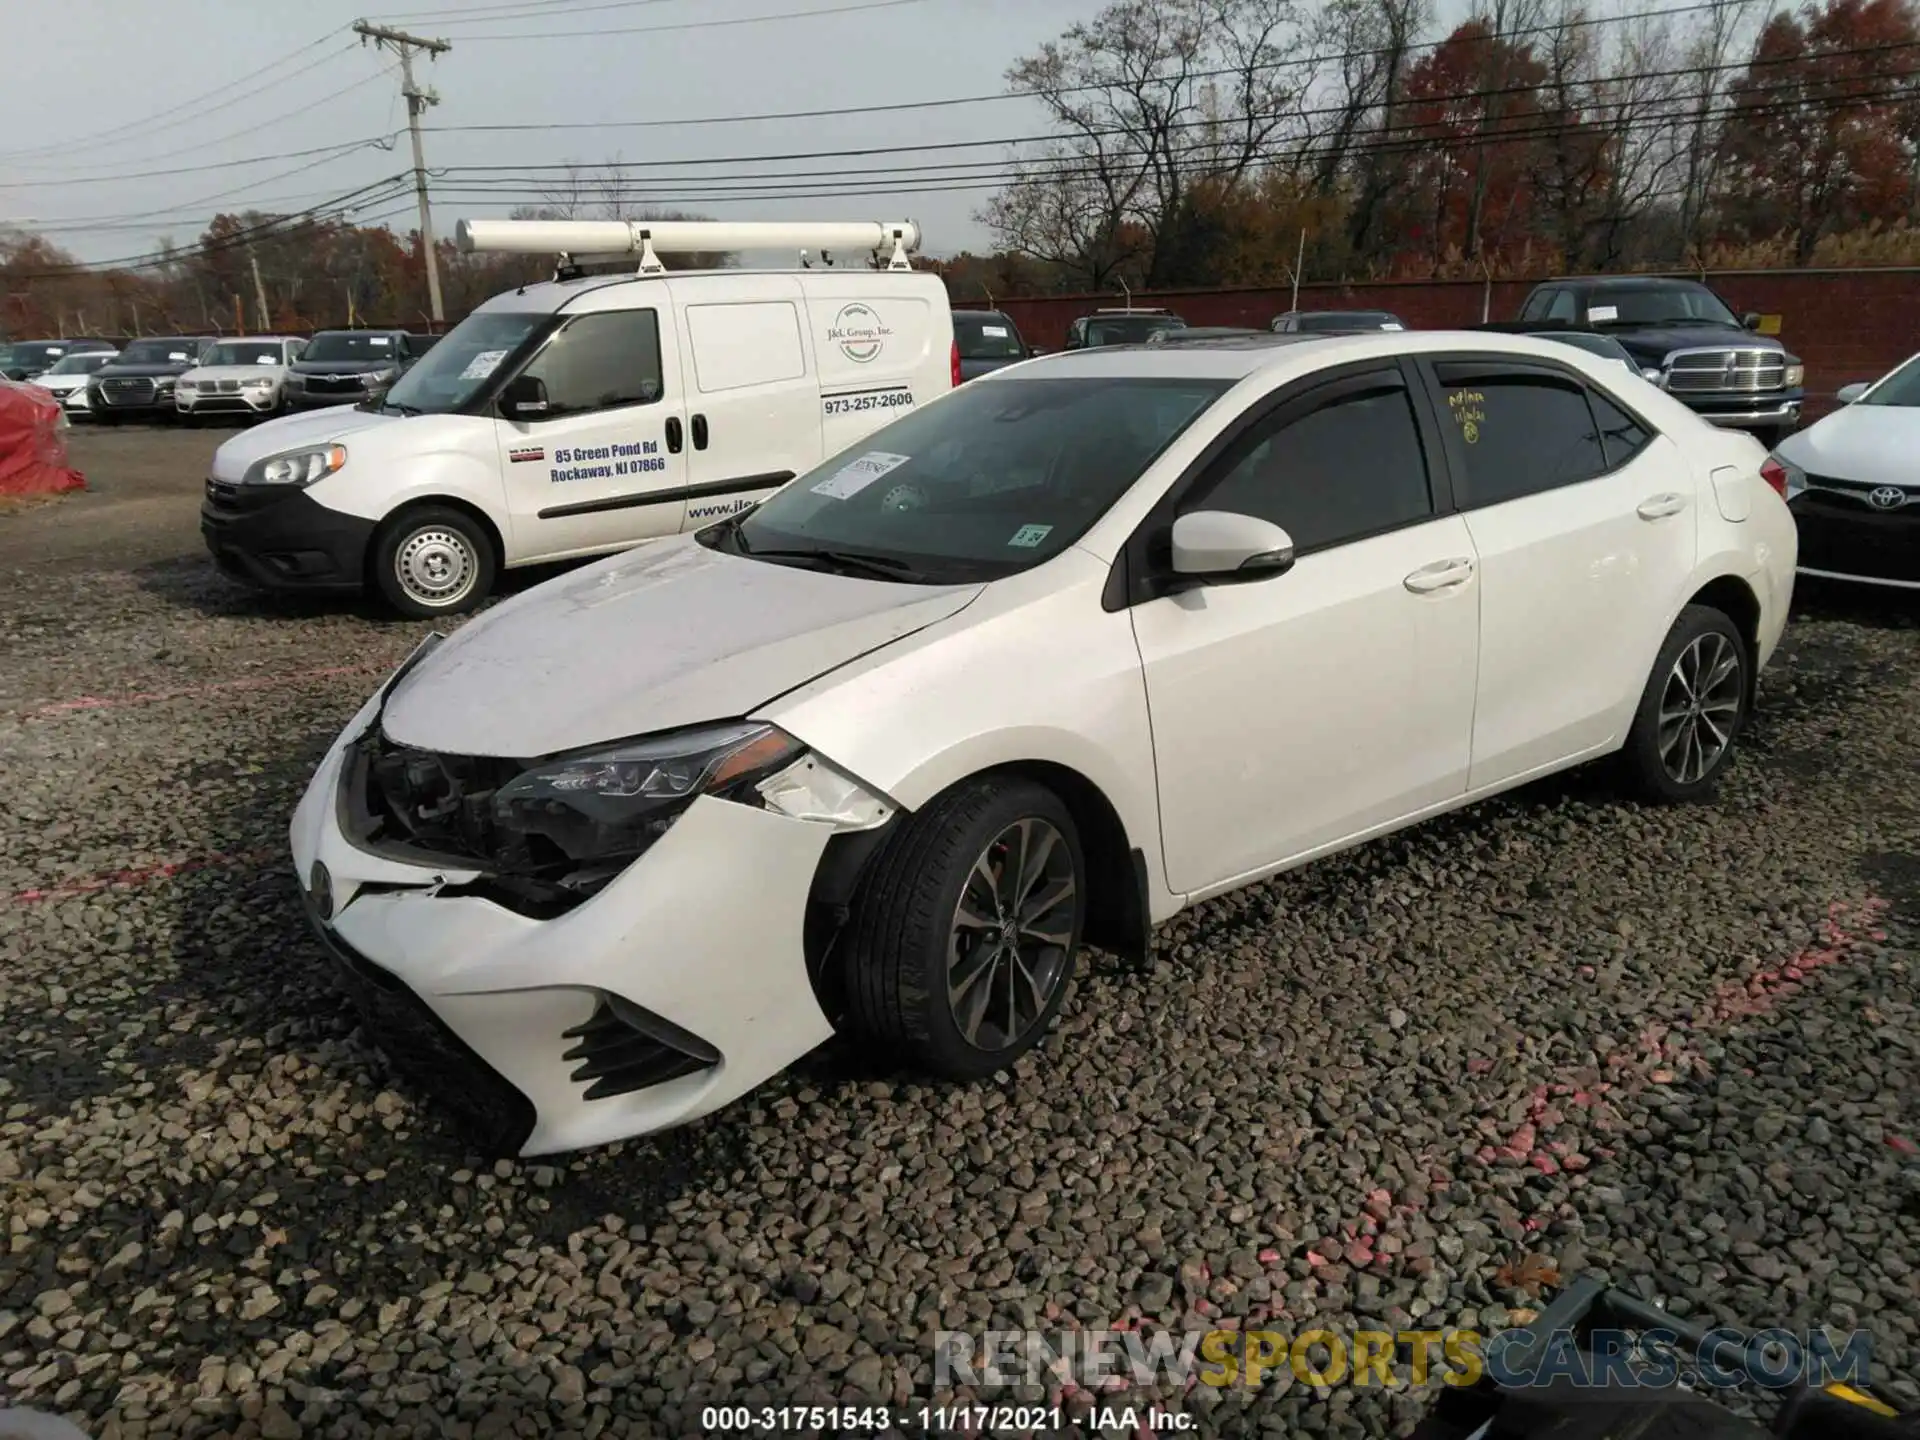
<box><xmin>840</xmin><ymin>775</ymin><xmax>1084</xmax><ymax>1080</ymax></box>
<box><xmin>371</xmin><ymin>505</ymin><xmax>496</xmax><ymax>619</ymax></box>
<box><xmin>1620</xmin><ymin>604</ymin><xmax>1750</xmax><ymax>802</ymax></box>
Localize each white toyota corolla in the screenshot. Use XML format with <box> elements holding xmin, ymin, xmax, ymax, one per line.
<box><xmin>291</xmin><ymin>330</ymin><xmax>1796</xmax><ymax>1156</ymax></box>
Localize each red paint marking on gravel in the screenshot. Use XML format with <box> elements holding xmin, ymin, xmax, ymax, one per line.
<box><xmin>8</xmin><ymin>848</ymin><xmax>276</xmax><ymax>905</ymax></box>
<box><xmin>16</xmin><ymin>662</ymin><xmax>391</xmax><ymax>721</ymax></box>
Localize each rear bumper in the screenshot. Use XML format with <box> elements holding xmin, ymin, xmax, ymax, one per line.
<box><xmin>201</xmin><ymin>486</ymin><xmax>374</xmax><ymax>594</ymax></box>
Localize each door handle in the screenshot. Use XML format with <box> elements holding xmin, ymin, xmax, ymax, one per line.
<box><xmin>665</xmin><ymin>416</ymin><xmax>683</xmax><ymax>454</ymax></box>
<box><xmin>1403</xmin><ymin>557</ymin><xmax>1475</xmax><ymax>593</ymax></box>
<box><xmin>691</xmin><ymin>413</ymin><xmax>709</xmax><ymax>451</ymax></box>
<box><xmin>1637</xmin><ymin>492</ymin><xmax>1687</xmax><ymax>520</ymax></box>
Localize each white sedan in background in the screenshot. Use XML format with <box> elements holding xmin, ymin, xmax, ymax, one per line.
<box><xmin>291</xmin><ymin>331</ymin><xmax>1795</xmax><ymax>1156</ymax></box>
<box><xmin>1766</xmin><ymin>354</ymin><xmax>1920</xmax><ymax>589</ymax></box>
<box><xmin>34</xmin><ymin>350</ymin><xmax>119</xmax><ymax>417</ymax></box>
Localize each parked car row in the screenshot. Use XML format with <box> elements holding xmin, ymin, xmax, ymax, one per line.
<box><xmin>1</xmin><ymin>329</ymin><xmax>439</xmax><ymax>424</ymax></box>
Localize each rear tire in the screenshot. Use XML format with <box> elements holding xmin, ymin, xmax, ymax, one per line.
<box><xmin>371</xmin><ymin>505</ymin><xmax>496</xmax><ymax>619</ymax></box>
<box><xmin>840</xmin><ymin>775</ymin><xmax>1084</xmax><ymax>1080</ymax></box>
<box><xmin>1619</xmin><ymin>604</ymin><xmax>1750</xmax><ymax>803</ymax></box>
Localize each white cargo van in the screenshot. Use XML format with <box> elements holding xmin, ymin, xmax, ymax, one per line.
<box><xmin>202</xmin><ymin>219</ymin><xmax>956</xmax><ymax>617</ymax></box>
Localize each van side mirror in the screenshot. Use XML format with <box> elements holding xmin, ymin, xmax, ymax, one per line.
<box><xmin>1836</xmin><ymin>382</ymin><xmax>1870</xmax><ymax>404</ymax></box>
<box><xmin>1742</xmin><ymin>312</ymin><xmax>1762</xmax><ymax>331</ymax></box>
<box><xmin>1170</xmin><ymin>510</ymin><xmax>1296</xmax><ymax>581</ymax></box>
<box><xmin>500</xmin><ymin>373</ymin><xmax>550</xmax><ymax>420</ymax></box>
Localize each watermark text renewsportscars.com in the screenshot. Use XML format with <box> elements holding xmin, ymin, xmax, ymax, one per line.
<box><xmin>934</xmin><ymin>1325</ymin><xmax>1874</xmax><ymax>1393</ymax></box>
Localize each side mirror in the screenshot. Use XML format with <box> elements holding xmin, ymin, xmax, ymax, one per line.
<box><xmin>1742</xmin><ymin>312</ymin><xmax>1762</xmax><ymax>331</ymax></box>
<box><xmin>500</xmin><ymin>373</ymin><xmax>550</xmax><ymax>419</ymax></box>
<box><xmin>1836</xmin><ymin>382</ymin><xmax>1870</xmax><ymax>404</ymax></box>
<box><xmin>1170</xmin><ymin>510</ymin><xmax>1296</xmax><ymax>581</ymax></box>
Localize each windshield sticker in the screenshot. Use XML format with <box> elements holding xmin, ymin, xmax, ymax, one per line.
<box><xmin>1586</xmin><ymin>305</ymin><xmax>1618</xmax><ymax>322</ymax></box>
<box><xmin>1008</xmin><ymin>523</ymin><xmax>1054</xmax><ymax>548</ymax></box>
<box><xmin>460</xmin><ymin>348</ymin><xmax>510</xmax><ymax>381</ymax></box>
<box><xmin>369</xmin><ymin>336</ymin><xmax>392</xmax><ymax>347</ymax></box>
<box><xmin>812</xmin><ymin>450</ymin><xmax>910</xmax><ymax>499</ymax></box>
<box><xmin>168</xmin><ymin>352</ymin><xmax>189</xmax><ymax>361</ymax></box>
<box><xmin>548</xmin><ymin>440</ymin><xmax>667</xmax><ymax>483</ymax></box>
<box><xmin>1447</xmin><ymin>389</ymin><xmax>1486</xmax><ymax>445</ymax></box>
<box><xmin>981</xmin><ymin>325</ymin><xmax>1009</xmax><ymax>337</ymax></box>
<box><xmin>509</xmin><ymin>446</ymin><xmax>545</xmax><ymax>465</ymax></box>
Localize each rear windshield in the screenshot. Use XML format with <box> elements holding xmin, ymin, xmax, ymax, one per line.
<box><xmin>304</xmin><ymin>333</ymin><xmax>398</xmax><ymax>362</ymax></box>
<box><xmin>1083</xmin><ymin>315</ymin><xmax>1185</xmax><ymax>346</ymax></box>
<box><xmin>955</xmin><ymin>315</ymin><xmax>1024</xmax><ymax>360</ymax></box>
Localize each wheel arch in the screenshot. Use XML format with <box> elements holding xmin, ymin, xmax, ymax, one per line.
<box><xmin>1683</xmin><ymin>569</ymin><xmax>1763</xmax><ymax>709</ymax></box>
<box><xmin>368</xmin><ymin>495</ymin><xmax>507</xmax><ymax>585</ymax></box>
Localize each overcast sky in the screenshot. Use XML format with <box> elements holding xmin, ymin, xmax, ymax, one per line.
<box><xmin>2</xmin><ymin>0</ymin><xmax>1130</xmax><ymax>266</ymax></box>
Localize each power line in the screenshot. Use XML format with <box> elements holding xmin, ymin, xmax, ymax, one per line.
<box><xmin>20</xmin><ymin>149</ymin><xmax>408</xmax><ymax>235</ymax></box>
<box><xmin>388</xmin><ymin>0</ymin><xmax>684</xmax><ymax>24</ymax></box>
<box><xmin>438</xmin><ymin>0</ymin><xmax>930</xmax><ymax>42</ymax></box>
<box><xmin>0</xmin><ymin>135</ymin><xmax>401</xmax><ymax>194</ymax></box>
<box><xmin>422</xmin><ymin>0</ymin><xmax>1759</xmax><ymax>135</ymax></box>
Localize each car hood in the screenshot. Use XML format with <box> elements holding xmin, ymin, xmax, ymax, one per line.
<box><xmin>185</xmin><ymin>364</ymin><xmax>285</xmax><ymax>383</ymax></box>
<box><xmin>1603</xmin><ymin>326</ymin><xmax>1786</xmax><ymax>363</ymax></box>
<box><xmin>381</xmin><ymin>534</ymin><xmax>984</xmax><ymax>757</ymax></box>
<box><xmin>291</xmin><ymin>358</ymin><xmax>396</xmax><ymax>375</ymax></box>
<box><xmin>36</xmin><ymin>373</ymin><xmax>91</xmax><ymax>391</ymax></box>
<box><xmin>209</xmin><ymin>405</ymin><xmax>400</xmax><ymax>480</ymax></box>
<box><xmin>1776</xmin><ymin>404</ymin><xmax>1920</xmax><ymax>486</ymax></box>
<box><xmin>94</xmin><ymin>360</ymin><xmax>199</xmax><ymax>378</ymax></box>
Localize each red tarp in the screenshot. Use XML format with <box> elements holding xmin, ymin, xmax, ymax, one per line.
<box><xmin>0</xmin><ymin>380</ymin><xmax>85</xmax><ymax>498</ymax></box>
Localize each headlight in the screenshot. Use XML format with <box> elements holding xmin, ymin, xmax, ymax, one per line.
<box><xmin>243</xmin><ymin>376</ymin><xmax>275</xmax><ymax>389</ymax></box>
<box><xmin>243</xmin><ymin>444</ymin><xmax>347</xmax><ymax>487</ymax></box>
<box><xmin>177</xmin><ymin>381</ymin><xmax>196</xmax><ymax>393</ymax></box>
<box><xmin>489</xmin><ymin>721</ymin><xmax>891</xmax><ymax>879</ymax></box>
<box><xmin>286</xmin><ymin>374</ymin><xmax>306</xmax><ymax>389</ymax></box>
<box><xmin>154</xmin><ymin>377</ymin><xmax>176</xmax><ymax>390</ymax></box>
<box><xmin>361</xmin><ymin>368</ymin><xmax>397</xmax><ymax>387</ymax></box>
<box><xmin>1783</xmin><ymin>359</ymin><xmax>1805</xmax><ymax>387</ymax></box>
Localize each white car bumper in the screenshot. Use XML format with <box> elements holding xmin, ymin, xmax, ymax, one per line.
<box><xmin>288</xmin><ymin>709</ymin><xmax>839</xmax><ymax>1157</ymax></box>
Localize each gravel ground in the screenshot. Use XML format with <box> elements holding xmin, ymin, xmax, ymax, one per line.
<box><xmin>2</xmin><ymin>426</ymin><xmax>1918</xmax><ymax>1438</ymax></box>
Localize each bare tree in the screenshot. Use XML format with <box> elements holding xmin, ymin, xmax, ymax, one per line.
<box><xmin>1340</xmin><ymin>0</ymin><xmax>1429</xmax><ymax>265</ymax></box>
<box><xmin>979</xmin><ymin>0</ymin><xmax>1310</xmax><ymax>287</ymax></box>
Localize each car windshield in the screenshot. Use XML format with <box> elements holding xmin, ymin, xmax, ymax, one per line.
<box><xmin>716</xmin><ymin>376</ymin><xmax>1231</xmax><ymax>584</ymax></box>
<box><xmin>1857</xmin><ymin>355</ymin><xmax>1920</xmax><ymax>407</ymax></box>
<box><xmin>118</xmin><ymin>339</ymin><xmax>200</xmax><ymax>364</ymax></box>
<box><xmin>380</xmin><ymin>311</ymin><xmax>548</xmax><ymax>414</ymax></box>
<box><xmin>1584</xmin><ymin>284</ymin><xmax>1740</xmax><ymax>328</ymax></box>
<box><xmin>202</xmin><ymin>341</ymin><xmax>285</xmax><ymax>366</ymax></box>
<box><xmin>955</xmin><ymin>315</ymin><xmax>1024</xmax><ymax>359</ymax></box>
<box><xmin>304</xmin><ymin>333</ymin><xmax>397</xmax><ymax>362</ymax></box>
<box><xmin>47</xmin><ymin>351</ymin><xmax>115</xmax><ymax>375</ymax></box>
<box><xmin>9</xmin><ymin>342</ymin><xmax>72</xmax><ymax>368</ymax></box>
<box><xmin>1084</xmin><ymin>315</ymin><xmax>1184</xmax><ymax>346</ymax></box>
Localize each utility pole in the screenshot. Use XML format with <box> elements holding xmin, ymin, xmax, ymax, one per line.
<box><xmin>249</xmin><ymin>253</ymin><xmax>271</xmax><ymax>332</ymax></box>
<box><xmin>353</xmin><ymin>19</ymin><xmax>451</xmax><ymax>324</ymax></box>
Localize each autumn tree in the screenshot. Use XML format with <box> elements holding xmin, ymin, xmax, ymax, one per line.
<box><xmin>1716</xmin><ymin>0</ymin><xmax>1920</xmax><ymax>263</ymax></box>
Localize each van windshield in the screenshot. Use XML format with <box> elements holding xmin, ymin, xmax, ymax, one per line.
<box><xmin>381</xmin><ymin>311</ymin><xmax>549</xmax><ymax>414</ymax></box>
<box><xmin>710</xmin><ymin>376</ymin><xmax>1231</xmax><ymax>584</ymax></box>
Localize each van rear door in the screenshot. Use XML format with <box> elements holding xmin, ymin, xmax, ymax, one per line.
<box><xmin>667</xmin><ymin>275</ymin><xmax>823</xmax><ymax>530</ymax></box>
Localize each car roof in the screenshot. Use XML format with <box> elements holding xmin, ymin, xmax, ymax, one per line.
<box><xmin>204</xmin><ymin>335</ymin><xmax>303</xmax><ymax>344</ymax></box>
<box><xmin>1545</xmin><ymin>275</ymin><xmax>1707</xmax><ymax>288</ymax></box>
<box><xmin>987</xmin><ymin>328</ymin><xmax>1626</xmax><ymax>382</ymax></box>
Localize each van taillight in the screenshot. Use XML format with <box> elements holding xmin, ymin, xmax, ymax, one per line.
<box><xmin>1760</xmin><ymin>458</ymin><xmax>1789</xmax><ymax>497</ymax></box>
<box><xmin>951</xmin><ymin>339</ymin><xmax>961</xmax><ymax>387</ymax></box>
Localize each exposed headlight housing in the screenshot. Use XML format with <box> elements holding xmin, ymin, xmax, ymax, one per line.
<box><xmin>243</xmin><ymin>444</ymin><xmax>347</xmax><ymax>487</ymax></box>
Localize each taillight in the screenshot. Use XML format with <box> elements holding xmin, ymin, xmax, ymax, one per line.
<box><xmin>1760</xmin><ymin>458</ymin><xmax>1789</xmax><ymax>497</ymax></box>
<box><xmin>950</xmin><ymin>339</ymin><xmax>961</xmax><ymax>387</ymax></box>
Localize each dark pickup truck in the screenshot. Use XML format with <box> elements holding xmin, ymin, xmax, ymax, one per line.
<box><xmin>1517</xmin><ymin>275</ymin><xmax>1804</xmax><ymax>444</ymax></box>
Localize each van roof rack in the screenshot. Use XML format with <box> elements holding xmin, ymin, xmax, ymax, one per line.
<box><xmin>454</xmin><ymin>218</ymin><xmax>923</xmax><ymax>278</ymax></box>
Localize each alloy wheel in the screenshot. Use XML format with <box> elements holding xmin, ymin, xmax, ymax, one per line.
<box><xmin>946</xmin><ymin>817</ymin><xmax>1077</xmax><ymax>1052</ymax></box>
<box><xmin>1657</xmin><ymin>631</ymin><xmax>1743</xmax><ymax>785</ymax></box>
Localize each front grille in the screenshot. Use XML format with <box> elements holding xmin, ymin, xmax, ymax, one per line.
<box><xmin>1664</xmin><ymin>348</ymin><xmax>1786</xmax><ymax>395</ymax></box>
<box><xmin>1792</xmin><ymin>497</ymin><xmax>1920</xmax><ymax>583</ymax></box>
<box><xmin>217</xmin><ymin>379</ymin><xmax>241</xmax><ymax>394</ymax></box>
<box><xmin>206</xmin><ymin>477</ymin><xmax>239</xmax><ymax>506</ymax></box>
<box><xmin>304</xmin><ymin>373</ymin><xmax>367</xmax><ymax>395</ymax></box>
<box><xmin>561</xmin><ymin>996</ymin><xmax>719</xmax><ymax>1100</ymax></box>
<box><xmin>99</xmin><ymin>377</ymin><xmax>156</xmax><ymax>405</ymax></box>
<box><xmin>308</xmin><ymin>903</ymin><xmax>537</xmax><ymax>1154</ymax></box>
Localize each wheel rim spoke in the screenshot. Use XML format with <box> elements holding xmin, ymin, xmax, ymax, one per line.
<box><xmin>946</xmin><ymin>815</ymin><xmax>1078</xmax><ymax>1053</ymax></box>
<box><xmin>1658</xmin><ymin>632</ymin><xmax>1742</xmax><ymax>785</ymax></box>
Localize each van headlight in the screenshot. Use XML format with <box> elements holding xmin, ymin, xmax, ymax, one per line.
<box><xmin>244</xmin><ymin>444</ymin><xmax>347</xmax><ymax>487</ymax></box>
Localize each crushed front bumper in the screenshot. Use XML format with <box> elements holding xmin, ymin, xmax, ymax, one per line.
<box><xmin>288</xmin><ymin>714</ymin><xmax>838</xmax><ymax>1156</ymax></box>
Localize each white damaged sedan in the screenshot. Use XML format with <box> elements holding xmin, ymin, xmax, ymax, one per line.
<box><xmin>292</xmin><ymin>330</ymin><xmax>1795</xmax><ymax>1156</ymax></box>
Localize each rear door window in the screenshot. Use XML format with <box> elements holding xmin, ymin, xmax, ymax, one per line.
<box><xmin>1431</xmin><ymin>363</ymin><xmax>1611</xmax><ymax>507</ymax></box>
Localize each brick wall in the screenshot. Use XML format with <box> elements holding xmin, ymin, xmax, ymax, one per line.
<box><xmin>968</xmin><ymin>269</ymin><xmax>1920</xmax><ymax>421</ymax></box>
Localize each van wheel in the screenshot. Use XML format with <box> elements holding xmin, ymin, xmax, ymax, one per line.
<box><xmin>1619</xmin><ymin>604</ymin><xmax>1750</xmax><ymax>803</ymax></box>
<box><xmin>840</xmin><ymin>776</ymin><xmax>1084</xmax><ymax>1081</ymax></box>
<box><xmin>372</xmin><ymin>506</ymin><xmax>496</xmax><ymax>618</ymax></box>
